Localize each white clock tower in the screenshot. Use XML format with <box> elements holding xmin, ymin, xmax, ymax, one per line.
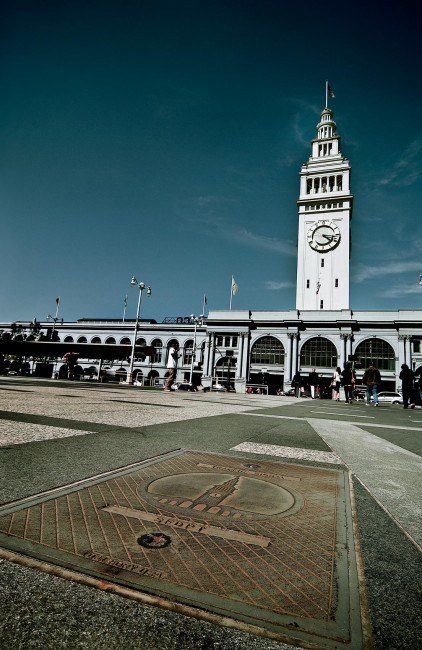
<box><xmin>296</xmin><ymin>100</ymin><xmax>353</xmax><ymax>310</ymax></box>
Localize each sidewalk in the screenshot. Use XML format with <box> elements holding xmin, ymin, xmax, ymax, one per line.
<box><xmin>0</xmin><ymin>378</ymin><xmax>421</xmax><ymax>649</ymax></box>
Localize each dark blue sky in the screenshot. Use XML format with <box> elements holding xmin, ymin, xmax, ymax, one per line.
<box><xmin>1</xmin><ymin>0</ymin><xmax>421</xmax><ymax>322</ymax></box>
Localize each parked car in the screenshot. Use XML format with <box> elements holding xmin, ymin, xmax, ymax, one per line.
<box><xmin>212</xmin><ymin>384</ymin><xmax>227</xmax><ymax>392</ymax></box>
<box><xmin>373</xmin><ymin>391</ymin><xmax>403</xmax><ymax>404</ymax></box>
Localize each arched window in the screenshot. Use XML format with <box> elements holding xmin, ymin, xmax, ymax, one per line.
<box><xmin>134</xmin><ymin>337</ymin><xmax>147</xmax><ymax>361</ymax></box>
<box><xmin>77</xmin><ymin>336</ymin><xmax>87</xmax><ymax>343</ymax></box>
<box><xmin>300</xmin><ymin>337</ymin><xmax>337</xmax><ymax>368</ymax></box>
<box><xmin>64</xmin><ymin>336</ymin><xmax>74</xmax><ymax>343</ymax></box>
<box><xmin>105</xmin><ymin>337</ymin><xmax>116</xmax><ymax>344</ymax></box>
<box><xmin>251</xmin><ymin>336</ymin><xmax>284</xmax><ymax>365</ymax></box>
<box><xmin>91</xmin><ymin>336</ymin><xmax>101</xmax><ymax>344</ymax></box>
<box><xmin>184</xmin><ymin>340</ymin><xmax>194</xmax><ymax>365</ymax></box>
<box><xmin>120</xmin><ymin>337</ymin><xmax>131</xmax><ymax>345</ymax></box>
<box><xmin>355</xmin><ymin>338</ymin><xmax>395</xmax><ymax>371</ymax></box>
<box><xmin>151</xmin><ymin>339</ymin><xmax>162</xmax><ymax>363</ymax></box>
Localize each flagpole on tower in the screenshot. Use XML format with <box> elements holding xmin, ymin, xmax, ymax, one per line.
<box><xmin>325</xmin><ymin>80</ymin><xmax>328</xmax><ymax>108</ymax></box>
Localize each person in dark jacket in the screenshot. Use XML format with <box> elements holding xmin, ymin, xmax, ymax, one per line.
<box><xmin>341</xmin><ymin>363</ymin><xmax>353</xmax><ymax>404</ymax></box>
<box><xmin>362</xmin><ymin>361</ymin><xmax>381</xmax><ymax>406</ymax></box>
<box><xmin>292</xmin><ymin>372</ymin><xmax>302</xmax><ymax>398</ymax></box>
<box><xmin>399</xmin><ymin>363</ymin><xmax>415</xmax><ymax>409</ymax></box>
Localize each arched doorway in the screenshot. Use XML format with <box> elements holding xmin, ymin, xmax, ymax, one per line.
<box><xmin>215</xmin><ymin>356</ymin><xmax>235</xmax><ymax>390</ymax></box>
<box><xmin>115</xmin><ymin>367</ymin><xmax>127</xmax><ymax>383</ymax></box>
<box><xmin>250</xmin><ymin>336</ymin><xmax>285</xmax><ymax>394</ymax></box>
<box><xmin>148</xmin><ymin>369</ymin><xmax>160</xmax><ymax>386</ymax></box>
<box><xmin>355</xmin><ymin>338</ymin><xmax>396</xmax><ymax>390</ymax></box>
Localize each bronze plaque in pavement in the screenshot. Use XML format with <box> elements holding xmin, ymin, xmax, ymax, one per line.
<box><xmin>0</xmin><ymin>450</ymin><xmax>365</xmax><ymax>649</ymax></box>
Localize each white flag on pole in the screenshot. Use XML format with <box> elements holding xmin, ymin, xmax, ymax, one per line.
<box><xmin>231</xmin><ymin>276</ymin><xmax>239</xmax><ymax>295</ymax></box>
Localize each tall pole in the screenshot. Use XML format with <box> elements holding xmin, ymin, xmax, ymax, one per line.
<box><xmin>128</xmin><ymin>283</ymin><xmax>143</xmax><ymax>385</ymax></box>
<box><xmin>189</xmin><ymin>315</ymin><xmax>202</xmax><ymax>385</ymax></box>
<box><xmin>325</xmin><ymin>80</ymin><xmax>328</xmax><ymax>108</ymax></box>
<box><xmin>189</xmin><ymin>319</ymin><xmax>197</xmax><ymax>385</ymax></box>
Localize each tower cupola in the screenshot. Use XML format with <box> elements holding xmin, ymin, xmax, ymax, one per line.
<box><xmin>316</xmin><ymin>108</ymin><xmax>337</xmax><ymax>140</ymax></box>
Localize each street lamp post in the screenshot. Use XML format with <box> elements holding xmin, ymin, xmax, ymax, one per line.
<box><xmin>189</xmin><ymin>314</ymin><xmax>203</xmax><ymax>386</ymax></box>
<box><xmin>128</xmin><ymin>276</ymin><xmax>151</xmax><ymax>385</ymax></box>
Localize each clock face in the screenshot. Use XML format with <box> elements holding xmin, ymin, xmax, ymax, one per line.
<box><xmin>307</xmin><ymin>220</ymin><xmax>341</xmax><ymax>252</ymax></box>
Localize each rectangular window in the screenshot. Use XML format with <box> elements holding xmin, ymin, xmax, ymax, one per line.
<box><xmin>321</xmin><ymin>259</ymin><xmax>325</xmax><ymax>268</ymax></box>
<box><xmin>414</xmin><ymin>340</ymin><xmax>421</xmax><ymax>353</ymax></box>
<box><xmin>306</xmin><ymin>279</ymin><xmax>310</xmax><ymax>288</ymax></box>
<box><xmin>335</xmin><ymin>279</ymin><xmax>339</xmax><ymax>287</ymax></box>
<box><xmin>224</xmin><ymin>336</ymin><xmax>231</xmax><ymax>347</ymax></box>
<box><xmin>232</xmin><ymin>336</ymin><xmax>238</xmax><ymax>347</ymax></box>
<box><xmin>216</xmin><ymin>335</ymin><xmax>223</xmax><ymax>347</ymax></box>
<box><xmin>320</xmin><ymin>300</ymin><xmax>324</xmax><ymax>309</ymax></box>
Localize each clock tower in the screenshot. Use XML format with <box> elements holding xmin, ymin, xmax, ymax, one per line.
<box><xmin>296</xmin><ymin>103</ymin><xmax>353</xmax><ymax>310</ymax></box>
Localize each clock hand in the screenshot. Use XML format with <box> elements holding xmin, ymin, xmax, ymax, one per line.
<box><xmin>322</xmin><ymin>234</ymin><xmax>333</xmax><ymax>240</ymax></box>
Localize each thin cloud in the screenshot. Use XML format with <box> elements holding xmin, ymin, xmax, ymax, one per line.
<box><xmin>354</xmin><ymin>261</ymin><xmax>421</xmax><ymax>283</ymax></box>
<box><xmin>381</xmin><ymin>285</ymin><xmax>422</xmax><ymax>299</ymax></box>
<box><xmin>233</xmin><ymin>229</ymin><xmax>297</xmax><ymax>256</ymax></box>
<box><xmin>265</xmin><ymin>281</ymin><xmax>295</xmax><ymax>290</ymax></box>
<box><xmin>377</xmin><ymin>138</ymin><xmax>422</xmax><ymax>187</ymax></box>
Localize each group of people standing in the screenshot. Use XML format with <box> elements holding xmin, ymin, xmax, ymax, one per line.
<box><xmin>291</xmin><ymin>361</ymin><xmax>420</xmax><ymax>408</ymax></box>
<box><xmin>291</xmin><ymin>364</ymin><xmax>357</xmax><ymax>402</ymax></box>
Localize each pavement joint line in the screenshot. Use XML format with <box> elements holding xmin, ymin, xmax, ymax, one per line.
<box><xmin>239</xmin><ymin>411</ymin><xmax>422</xmax><ymax>432</ymax></box>
<box><xmin>239</xmin><ymin>413</ymin><xmax>304</xmax><ymax>421</ymax></box>
<box><xmin>347</xmin><ymin>471</ymin><xmax>376</xmax><ymax>649</ymax></box>
<box><xmin>311</xmin><ymin>410</ymin><xmax>375</xmax><ymax>419</ymax></box>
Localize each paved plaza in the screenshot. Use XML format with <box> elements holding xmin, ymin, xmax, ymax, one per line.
<box><xmin>0</xmin><ymin>377</ymin><xmax>421</xmax><ymax>649</ymax></box>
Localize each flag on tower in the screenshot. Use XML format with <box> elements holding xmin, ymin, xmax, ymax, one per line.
<box><xmin>327</xmin><ymin>83</ymin><xmax>335</xmax><ymax>98</ymax></box>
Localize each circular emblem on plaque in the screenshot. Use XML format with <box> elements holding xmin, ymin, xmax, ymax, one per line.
<box><xmin>138</xmin><ymin>472</ymin><xmax>303</xmax><ymax>522</ymax></box>
<box><xmin>138</xmin><ymin>532</ymin><xmax>171</xmax><ymax>549</ymax></box>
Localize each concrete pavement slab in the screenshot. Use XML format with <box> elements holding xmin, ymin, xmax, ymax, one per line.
<box><xmin>309</xmin><ymin>419</ymin><xmax>422</xmax><ymax>548</ymax></box>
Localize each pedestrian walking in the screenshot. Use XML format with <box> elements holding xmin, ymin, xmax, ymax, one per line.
<box><xmin>399</xmin><ymin>363</ymin><xmax>415</xmax><ymax>409</ymax></box>
<box><xmin>341</xmin><ymin>363</ymin><xmax>353</xmax><ymax>404</ymax></box>
<box><xmin>331</xmin><ymin>367</ymin><xmax>341</xmax><ymax>401</ymax></box>
<box><xmin>362</xmin><ymin>361</ymin><xmax>381</xmax><ymax>406</ymax></box>
<box><xmin>164</xmin><ymin>343</ymin><xmax>180</xmax><ymax>391</ymax></box>
<box><xmin>308</xmin><ymin>367</ymin><xmax>319</xmax><ymax>399</ymax></box>
<box><xmin>292</xmin><ymin>372</ymin><xmax>302</xmax><ymax>398</ymax></box>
